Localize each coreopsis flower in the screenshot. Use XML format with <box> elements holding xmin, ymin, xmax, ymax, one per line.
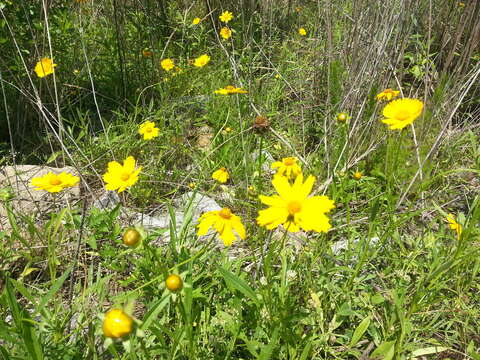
<box><xmin>214</xmin><ymin>85</ymin><xmax>247</xmax><ymax>95</ymax></box>
<box><xmin>219</xmin><ymin>11</ymin><xmax>233</xmax><ymax>23</ymax></box>
<box><xmin>30</xmin><ymin>171</ymin><xmax>79</xmax><ymax>193</ymax></box>
<box><xmin>193</xmin><ymin>54</ymin><xmax>210</xmax><ymax>67</ymax></box>
<box><xmin>138</xmin><ymin>121</ymin><xmax>159</xmax><ymax>140</ymax></box>
<box><xmin>165</xmin><ymin>274</ymin><xmax>183</xmax><ymax>291</ymax></box>
<box><xmin>103</xmin><ymin>156</ymin><xmax>142</xmax><ymax>193</ymax></box>
<box><xmin>122</xmin><ymin>228</ymin><xmax>141</xmax><ymax>247</ymax></box>
<box><xmin>212</xmin><ymin>167</ymin><xmax>229</xmax><ymax>183</ymax></box>
<box><xmin>376</xmin><ymin>89</ymin><xmax>400</xmax><ymax>101</ymax></box>
<box><xmin>271</xmin><ymin>157</ymin><xmax>302</xmax><ymax>180</ymax></box>
<box><xmin>298</xmin><ymin>28</ymin><xmax>307</xmax><ymax>36</ymax></box>
<box><xmin>102</xmin><ymin>309</ymin><xmax>133</xmax><ymax>338</ymax></box>
<box><xmin>192</xmin><ymin>17</ymin><xmax>201</xmax><ymax>25</ymax></box>
<box><xmin>257</xmin><ymin>174</ymin><xmax>335</xmax><ymax>233</ymax></box>
<box><xmin>219</xmin><ymin>26</ymin><xmax>232</xmax><ymax>40</ymax></box>
<box><xmin>381</xmin><ymin>98</ymin><xmax>424</xmax><ymax>130</ymax></box>
<box><xmin>197</xmin><ymin>208</ymin><xmax>246</xmax><ymax>246</ymax></box>
<box><xmin>34</xmin><ymin>58</ymin><xmax>57</xmax><ymax>78</ymax></box>
<box><xmin>161</xmin><ymin>58</ymin><xmax>175</xmax><ymax>71</ymax></box>
<box><xmin>446</xmin><ymin>213</ymin><xmax>462</xmax><ymax>239</ymax></box>
<box><xmin>353</xmin><ymin>171</ymin><xmax>363</xmax><ymax>180</ymax></box>
<box><xmin>336</xmin><ymin>112</ymin><xmax>348</xmax><ymax>122</ymax></box>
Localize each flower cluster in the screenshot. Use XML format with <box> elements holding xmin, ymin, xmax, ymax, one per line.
<box><xmin>214</xmin><ymin>85</ymin><xmax>247</xmax><ymax>95</ymax></box>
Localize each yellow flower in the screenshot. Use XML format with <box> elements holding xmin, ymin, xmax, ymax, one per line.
<box><xmin>214</xmin><ymin>85</ymin><xmax>248</xmax><ymax>95</ymax></box>
<box><xmin>197</xmin><ymin>208</ymin><xmax>246</xmax><ymax>246</ymax></box>
<box><xmin>353</xmin><ymin>171</ymin><xmax>362</xmax><ymax>180</ymax></box>
<box><xmin>257</xmin><ymin>174</ymin><xmax>335</xmax><ymax>233</ymax></box>
<box><xmin>446</xmin><ymin>213</ymin><xmax>462</xmax><ymax>239</ymax></box>
<box><xmin>224</xmin><ymin>127</ymin><xmax>233</xmax><ymax>133</ymax></box>
<box><xmin>161</xmin><ymin>58</ymin><xmax>175</xmax><ymax>71</ymax></box>
<box><xmin>34</xmin><ymin>57</ymin><xmax>57</xmax><ymax>78</ymax></box>
<box><xmin>381</xmin><ymin>98</ymin><xmax>424</xmax><ymax>130</ymax></box>
<box><xmin>102</xmin><ymin>309</ymin><xmax>133</xmax><ymax>338</ymax></box>
<box><xmin>298</xmin><ymin>28</ymin><xmax>307</xmax><ymax>36</ymax></box>
<box><xmin>376</xmin><ymin>89</ymin><xmax>400</xmax><ymax>101</ymax></box>
<box><xmin>103</xmin><ymin>156</ymin><xmax>142</xmax><ymax>193</ymax></box>
<box><xmin>212</xmin><ymin>167</ymin><xmax>229</xmax><ymax>183</ymax></box>
<box><xmin>30</xmin><ymin>171</ymin><xmax>79</xmax><ymax>193</ymax></box>
<box><xmin>193</xmin><ymin>54</ymin><xmax>210</xmax><ymax>67</ymax></box>
<box><xmin>138</xmin><ymin>120</ymin><xmax>159</xmax><ymax>140</ymax></box>
<box><xmin>219</xmin><ymin>11</ymin><xmax>233</xmax><ymax>23</ymax></box>
<box><xmin>336</xmin><ymin>112</ymin><xmax>348</xmax><ymax>122</ymax></box>
<box><xmin>271</xmin><ymin>157</ymin><xmax>302</xmax><ymax>180</ymax></box>
<box><xmin>188</xmin><ymin>182</ymin><xmax>196</xmax><ymax>189</ymax></box>
<box><xmin>192</xmin><ymin>17</ymin><xmax>201</xmax><ymax>25</ymax></box>
<box><xmin>219</xmin><ymin>27</ymin><xmax>232</xmax><ymax>40</ymax></box>
<box><xmin>458</xmin><ymin>2</ymin><xmax>465</xmax><ymax>7</ymax></box>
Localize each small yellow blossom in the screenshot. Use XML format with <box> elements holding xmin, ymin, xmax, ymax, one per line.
<box><xmin>336</xmin><ymin>112</ymin><xmax>348</xmax><ymax>122</ymax></box>
<box><xmin>102</xmin><ymin>309</ymin><xmax>133</xmax><ymax>339</ymax></box>
<box><xmin>214</xmin><ymin>85</ymin><xmax>248</xmax><ymax>95</ymax></box>
<box><xmin>34</xmin><ymin>57</ymin><xmax>57</xmax><ymax>78</ymax></box>
<box><xmin>220</xmin><ymin>27</ymin><xmax>232</xmax><ymax>40</ymax></box>
<box><xmin>257</xmin><ymin>174</ymin><xmax>335</xmax><ymax>233</ymax></box>
<box><xmin>197</xmin><ymin>208</ymin><xmax>246</xmax><ymax>246</ymax></box>
<box><xmin>298</xmin><ymin>28</ymin><xmax>307</xmax><ymax>36</ymax></box>
<box><xmin>224</xmin><ymin>127</ymin><xmax>233</xmax><ymax>133</ymax></box>
<box><xmin>295</xmin><ymin>7</ymin><xmax>302</xmax><ymax>12</ymax></box>
<box><xmin>458</xmin><ymin>2</ymin><xmax>465</xmax><ymax>7</ymax></box>
<box><xmin>161</xmin><ymin>58</ymin><xmax>175</xmax><ymax>71</ymax></box>
<box><xmin>188</xmin><ymin>182</ymin><xmax>196</xmax><ymax>189</ymax></box>
<box><xmin>30</xmin><ymin>172</ymin><xmax>79</xmax><ymax>193</ymax></box>
<box><xmin>381</xmin><ymin>98</ymin><xmax>424</xmax><ymax>130</ymax></box>
<box><xmin>353</xmin><ymin>171</ymin><xmax>362</xmax><ymax>180</ymax></box>
<box><xmin>376</xmin><ymin>89</ymin><xmax>400</xmax><ymax>101</ymax></box>
<box><xmin>193</xmin><ymin>54</ymin><xmax>210</xmax><ymax>67</ymax></box>
<box><xmin>219</xmin><ymin>11</ymin><xmax>233</xmax><ymax>23</ymax></box>
<box><xmin>103</xmin><ymin>156</ymin><xmax>142</xmax><ymax>193</ymax></box>
<box><xmin>192</xmin><ymin>17</ymin><xmax>201</xmax><ymax>25</ymax></box>
<box><xmin>271</xmin><ymin>157</ymin><xmax>302</xmax><ymax>180</ymax></box>
<box><xmin>138</xmin><ymin>121</ymin><xmax>159</xmax><ymax>140</ymax></box>
<box><xmin>446</xmin><ymin>213</ymin><xmax>462</xmax><ymax>239</ymax></box>
<box><xmin>275</xmin><ymin>74</ymin><xmax>281</xmax><ymax>79</ymax></box>
<box><xmin>212</xmin><ymin>167</ymin><xmax>230</xmax><ymax>183</ymax></box>
<box><xmin>73</xmin><ymin>69</ymin><xmax>80</xmax><ymax>75</ymax></box>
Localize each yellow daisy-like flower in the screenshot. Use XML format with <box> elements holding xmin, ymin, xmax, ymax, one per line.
<box><xmin>197</xmin><ymin>208</ymin><xmax>246</xmax><ymax>246</ymax></box>
<box><xmin>214</xmin><ymin>85</ymin><xmax>248</xmax><ymax>95</ymax></box>
<box><xmin>219</xmin><ymin>27</ymin><xmax>232</xmax><ymax>40</ymax></box>
<box><xmin>298</xmin><ymin>28</ymin><xmax>307</xmax><ymax>36</ymax></box>
<box><xmin>336</xmin><ymin>112</ymin><xmax>348</xmax><ymax>122</ymax></box>
<box><xmin>219</xmin><ymin>11</ymin><xmax>233</xmax><ymax>23</ymax></box>
<box><xmin>193</xmin><ymin>54</ymin><xmax>210</xmax><ymax>67</ymax></box>
<box><xmin>257</xmin><ymin>174</ymin><xmax>335</xmax><ymax>233</ymax></box>
<box><xmin>353</xmin><ymin>171</ymin><xmax>363</xmax><ymax>180</ymax></box>
<box><xmin>34</xmin><ymin>57</ymin><xmax>57</xmax><ymax>78</ymax></box>
<box><xmin>103</xmin><ymin>156</ymin><xmax>142</xmax><ymax>193</ymax></box>
<box><xmin>212</xmin><ymin>167</ymin><xmax>230</xmax><ymax>183</ymax></box>
<box><xmin>161</xmin><ymin>58</ymin><xmax>175</xmax><ymax>71</ymax></box>
<box><xmin>30</xmin><ymin>171</ymin><xmax>80</xmax><ymax>193</ymax></box>
<box><xmin>192</xmin><ymin>17</ymin><xmax>201</xmax><ymax>25</ymax></box>
<box><xmin>138</xmin><ymin>121</ymin><xmax>159</xmax><ymax>140</ymax></box>
<box><xmin>102</xmin><ymin>309</ymin><xmax>133</xmax><ymax>339</ymax></box>
<box><xmin>446</xmin><ymin>213</ymin><xmax>462</xmax><ymax>239</ymax></box>
<box><xmin>271</xmin><ymin>157</ymin><xmax>302</xmax><ymax>180</ymax></box>
<box><xmin>381</xmin><ymin>98</ymin><xmax>424</xmax><ymax>130</ymax></box>
<box><xmin>376</xmin><ymin>89</ymin><xmax>400</xmax><ymax>101</ymax></box>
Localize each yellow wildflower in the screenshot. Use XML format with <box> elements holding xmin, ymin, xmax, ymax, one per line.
<box><xmin>193</xmin><ymin>54</ymin><xmax>210</xmax><ymax>67</ymax></box>
<box><xmin>381</xmin><ymin>98</ymin><xmax>424</xmax><ymax>130</ymax></box>
<box><xmin>336</xmin><ymin>112</ymin><xmax>348</xmax><ymax>122</ymax></box>
<box><xmin>212</xmin><ymin>167</ymin><xmax>229</xmax><ymax>183</ymax></box>
<box><xmin>188</xmin><ymin>182</ymin><xmax>196</xmax><ymax>189</ymax></box>
<box><xmin>192</xmin><ymin>17</ymin><xmax>201</xmax><ymax>25</ymax></box>
<box><xmin>102</xmin><ymin>309</ymin><xmax>133</xmax><ymax>339</ymax></box>
<box><xmin>446</xmin><ymin>213</ymin><xmax>462</xmax><ymax>239</ymax></box>
<box><xmin>197</xmin><ymin>208</ymin><xmax>246</xmax><ymax>246</ymax></box>
<box><xmin>30</xmin><ymin>171</ymin><xmax>79</xmax><ymax>193</ymax></box>
<box><xmin>161</xmin><ymin>58</ymin><xmax>175</xmax><ymax>71</ymax></box>
<box><xmin>353</xmin><ymin>171</ymin><xmax>363</xmax><ymax>180</ymax></box>
<box><xmin>220</xmin><ymin>27</ymin><xmax>232</xmax><ymax>40</ymax></box>
<box><xmin>34</xmin><ymin>57</ymin><xmax>57</xmax><ymax>78</ymax></box>
<box><xmin>376</xmin><ymin>89</ymin><xmax>400</xmax><ymax>101</ymax></box>
<box><xmin>271</xmin><ymin>157</ymin><xmax>302</xmax><ymax>180</ymax></box>
<box><xmin>257</xmin><ymin>174</ymin><xmax>335</xmax><ymax>233</ymax></box>
<box><xmin>103</xmin><ymin>156</ymin><xmax>142</xmax><ymax>193</ymax></box>
<box><xmin>298</xmin><ymin>28</ymin><xmax>307</xmax><ymax>36</ymax></box>
<box><xmin>165</xmin><ymin>274</ymin><xmax>183</xmax><ymax>292</ymax></box>
<box><xmin>214</xmin><ymin>85</ymin><xmax>248</xmax><ymax>95</ymax></box>
<box><xmin>138</xmin><ymin>121</ymin><xmax>159</xmax><ymax>140</ymax></box>
<box><xmin>219</xmin><ymin>11</ymin><xmax>233</xmax><ymax>23</ymax></box>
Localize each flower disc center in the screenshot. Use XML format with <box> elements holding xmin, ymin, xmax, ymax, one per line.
<box><xmin>283</xmin><ymin>158</ymin><xmax>295</xmax><ymax>166</ymax></box>
<box><xmin>120</xmin><ymin>172</ymin><xmax>131</xmax><ymax>181</ymax></box>
<box><xmin>219</xmin><ymin>208</ymin><xmax>232</xmax><ymax>219</ymax></box>
<box><xmin>287</xmin><ymin>200</ymin><xmax>302</xmax><ymax>215</ymax></box>
<box><xmin>50</xmin><ymin>177</ymin><xmax>61</xmax><ymax>185</ymax></box>
<box><xmin>395</xmin><ymin>110</ymin><xmax>410</xmax><ymax>121</ymax></box>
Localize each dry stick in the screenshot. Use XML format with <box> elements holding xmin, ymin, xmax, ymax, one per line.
<box><xmin>396</xmin><ymin>64</ymin><xmax>480</xmax><ymax>208</ymax></box>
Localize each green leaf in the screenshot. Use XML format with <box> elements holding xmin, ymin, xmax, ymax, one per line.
<box><xmin>410</xmin><ymin>346</ymin><xmax>448</xmax><ymax>358</ymax></box>
<box><xmin>371</xmin><ymin>341</ymin><xmax>395</xmax><ymax>360</ymax></box>
<box><xmin>37</xmin><ymin>266</ymin><xmax>72</xmax><ymax>311</ymax></box>
<box><xmin>258</xmin><ymin>327</ymin><xmax>279</xmax><ymax>360</ymax></box>
<box><xmin>141</xmin><ymin>296</ymin><xmax>170</xmax><ymax>330</ymax></box>
<box><xmin>218</xmin><ymin>267</ymin><xmax>260</xmax><ymax>307</ymax></box>
<box><xmin>350</xmin><ymin>316</ymin><xmax>371</xmax><ymax>347</ymax></box>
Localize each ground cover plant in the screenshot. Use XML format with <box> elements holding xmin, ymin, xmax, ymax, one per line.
<box><xmin>0</xmin><ymin>0</ymin><xmax>479</xmax><ymax>359</ymax></box>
